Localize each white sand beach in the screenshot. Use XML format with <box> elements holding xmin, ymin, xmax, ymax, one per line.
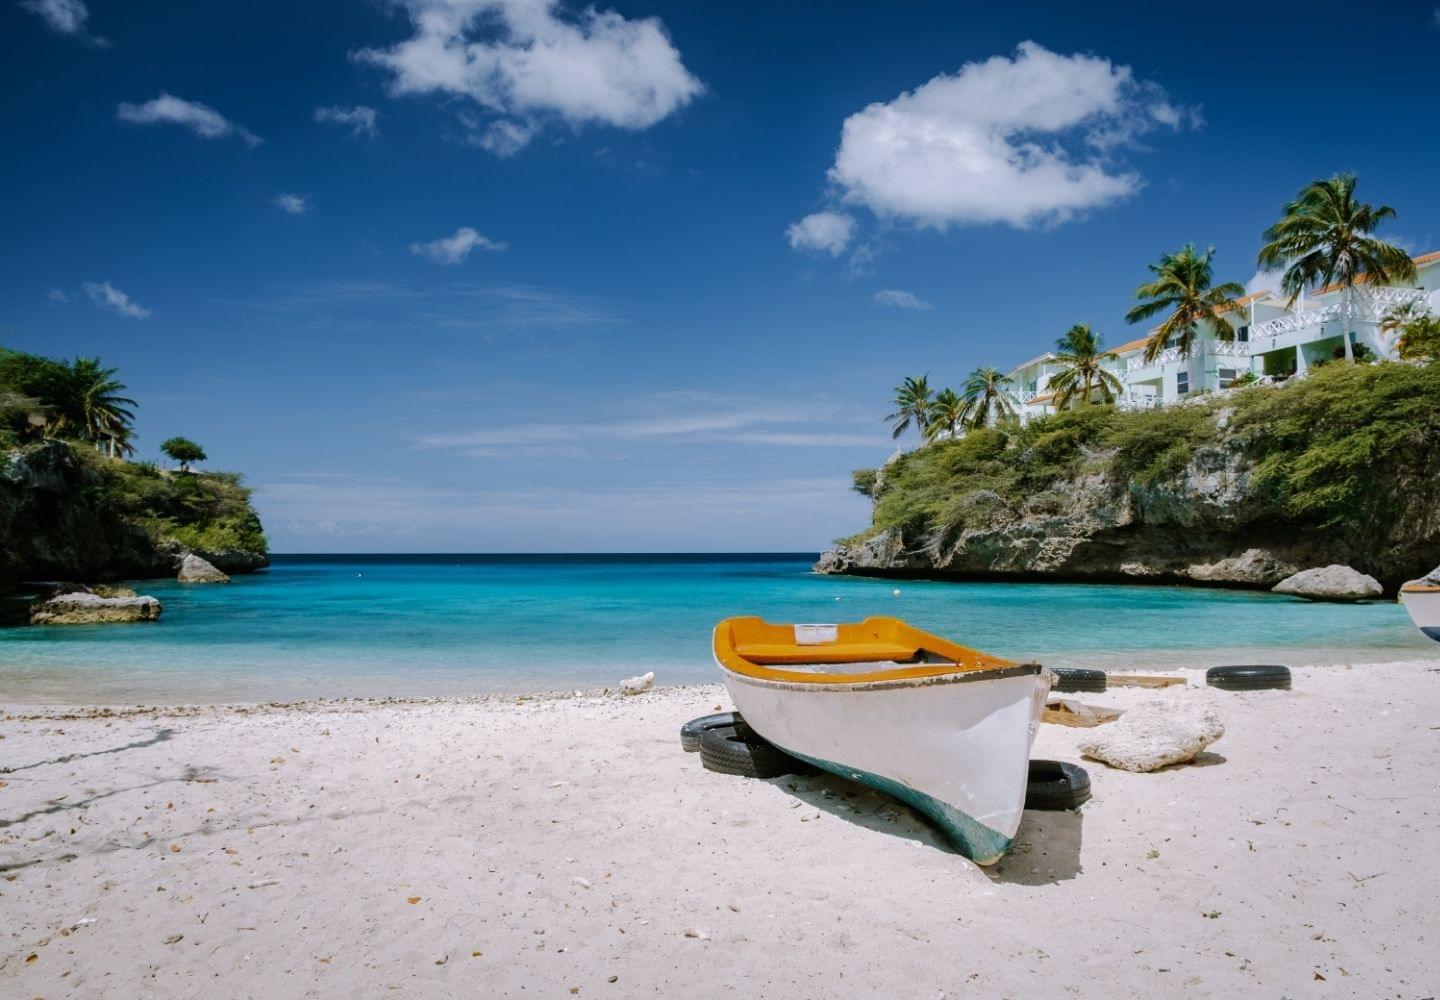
<box><xmin>3</xmin><ymin>660</ymin><xmax>1438</xmax><ymax>998</ymax></box>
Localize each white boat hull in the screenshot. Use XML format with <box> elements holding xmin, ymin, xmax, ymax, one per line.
<box><xmin>1400</xmin><ymin>586</ymin><xmax>1440</xmax><ymax>643</ymax></box>
<box><xmin>720</xmin><ymin>665</ymin><xmax>1050</xmax><ymax>865</ymax></box>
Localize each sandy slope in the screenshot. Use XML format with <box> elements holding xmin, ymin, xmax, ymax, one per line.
<box><xmin>2</xmin><ymin>662</ymin><xmax>1438</xmax><ymax>998</ymax></box>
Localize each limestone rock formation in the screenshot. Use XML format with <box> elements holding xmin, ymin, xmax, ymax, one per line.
<box><xmin>817</xmin><ymin>431</ymin><xmax>1439</xmax><ymax>591</ymax></box>
<box><xmin>1272</xmin><ymin>565</ymin><xmax>1383</xmax><ymax>602</ymax></box>
<box><xmin>178</xmin><ymin>553</ymin><xmax>230</xmax><ymax>583</ymax></box>
<box><xmin>31</xmin><ymin>591</ymin><xmax>162</xmax><ymax>625</ymax></box>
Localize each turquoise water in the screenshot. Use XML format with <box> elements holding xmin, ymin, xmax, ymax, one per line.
<box><xmin>1</xmin><ymin>554</ymin><xmax>1435</xmax><ymax>703</ymax></box>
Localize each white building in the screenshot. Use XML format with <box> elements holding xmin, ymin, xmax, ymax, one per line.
<box><xmin>1007</xmin><ymin>250</ymin><xmax>1440</xmax><ymax>423</ymax></box>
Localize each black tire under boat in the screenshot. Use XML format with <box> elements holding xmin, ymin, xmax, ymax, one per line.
<box><xmin>697</xmin><ymin>724</ymin><xmax>816</xmax><ymax>779</ymax></box>
<box><xmin>1025</xmin><ymin>760</ymin><xmax>1091</xmax><ymax>810</ymax></box>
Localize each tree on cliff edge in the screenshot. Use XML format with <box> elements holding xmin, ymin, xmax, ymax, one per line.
<box><xmin>161</xmin><ymin>436</ymin><xmax>206</xmax><ymax>472</ymax></box>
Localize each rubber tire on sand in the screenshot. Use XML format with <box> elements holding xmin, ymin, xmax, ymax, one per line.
<box><xmin>680</xmin><ymin>712</ymin><xmax>745</xmax><ymax>753</ymax></box>
<box><xmin>1050</xmin><ymin>667</ymin><xmax>1107</xmax><ymax>694</ymax></box>
<box><xmin>1207</xmin><ymin>664</ymin><xmax>1291</xmax><ymax>691</ymax></box>
<box><xmin>697</xmin><ymin>725</ymin><xmax>816</xmax><ymax>779</ymax></box>
<box><xmin>1025</xmin><ymin>759</ymin><xmax>1091</xmax><ymax>811</ymax></box>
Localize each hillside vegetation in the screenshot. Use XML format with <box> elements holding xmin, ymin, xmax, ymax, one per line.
<box><xmin>0</xmin><ymin>347</ymin><xmax>267</xmax><ymax>583</ymax></box>
<box><xmin>831</xmin><ymin>362</ymin><xmax>1440</xmax><ymax>589</ymax></box>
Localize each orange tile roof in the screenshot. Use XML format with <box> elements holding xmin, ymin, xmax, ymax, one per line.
<box><xmin>1301</xmin><ymin>250</ymin><xmax>1438</xmax><ymax>297</ymax></box>
<box><xmin>1109</xmin><ymin>334</ymin><xmax>1153</xmax><ymax>355</ymax></box>
<box><xmin>1137</xmin><ymin>290</ymin><xmax>1272</xmax><ymax>336</ymax></box>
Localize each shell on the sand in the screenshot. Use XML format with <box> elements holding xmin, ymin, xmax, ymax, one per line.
<box><xmin>619</xmin><ymin>671</ymin><xmax>654</xmax><ymax>695</ymax></box>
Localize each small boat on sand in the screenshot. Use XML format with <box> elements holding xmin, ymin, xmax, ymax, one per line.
<box><xmin>712</xmin><ymin>616</ymin><xmax>1052</xmax><ymax>865</ymax></box>
<box><xmin>1399</xmin><ymin>580</ymin><xmax>1440</xmax><ymax>643</ymax></box>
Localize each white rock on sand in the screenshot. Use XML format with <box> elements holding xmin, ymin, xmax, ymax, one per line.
<box><xmin>177</xmin><ymin>553</ymin><xmax>230</xmax><ymax>583</ymax></box>
<box><xmin>2</xmin><ymin>661</ymin><xmax>1439</xmax><ymax>997</ymax></box>
<box><xmin>1077</xmin><ymin>699</ymin><xmax>1224</xmax><ymax>772</ymax></box>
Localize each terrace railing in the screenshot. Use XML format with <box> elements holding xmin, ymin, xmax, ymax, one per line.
<box><xmin>1126</xmin><ymin>346</ymin><xmax>1185</xmax><ymax>371</ymax></box>
<box><xmin>1249</xmin><ymin>287</ymin><xmax>1430</xmax><ymax>342</ymax></box>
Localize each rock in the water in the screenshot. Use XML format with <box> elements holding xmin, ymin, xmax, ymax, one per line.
<box><xmin>1272</xmin><ymin>564</ymin><xmax>1382</xmax><ymax>602</ymax></box>
<box><xmin>30</xmin><ymin>591</ymin><xmax>162</xmax><ymax>625</ymax></box>
<box><xmin>1077</xmin><ymin>700</ymin><xmax>1223</xmax><ymax>772</ymax></box>
<box><xmin>178</xmin><ymin>553</ymin><xmax>230</xmax><ymax>583</ymax></box>
<box><xmin>619</xmin><ymin>671</ymin><xmax>654</xmax><ymax>696</ymax></box>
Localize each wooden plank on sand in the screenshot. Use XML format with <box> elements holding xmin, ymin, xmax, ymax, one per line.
<box><xmin>1043</xmin><ymin>699</ymin><xmax>1123</xmax><ymax>728</ymax></box>
<box><xmin>1107</xmin><ymin>675</ymin><xmax>1186</xmax><ymax>688</ymax></box>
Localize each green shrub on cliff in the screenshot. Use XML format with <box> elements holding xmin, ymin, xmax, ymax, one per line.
<box><xmin>74</xmin><ymin>448</ymin><xmax>268</xmax><ymax>556</ymax></box>
<box><xmin>1231</xmin><ymin>360</ymin><xmax>1440</xmax><ymax>533</ymax></box>
<box><xmin>849</xmin><ymin>360</ymin><xmax>1440</xmax><ymax>551</ymax></box>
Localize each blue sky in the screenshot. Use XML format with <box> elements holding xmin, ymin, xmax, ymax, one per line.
<box><xmin>3</xmin><ymin>0</ymin><xmax>1438</xmax><ymax>552</ymax></box>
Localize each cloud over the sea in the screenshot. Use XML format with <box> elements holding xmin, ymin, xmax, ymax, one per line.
<box><xmin>117</xmin><ymin>93</ymin><xmax>262</xmax><ymax>147</ymax></box>
<box><xmin>790</xmin><ymin>41</ymin><xmax>1196</xmax><ymax>253</ymax></box>
<box><xmin>83</xmin><ymin>281</ymin><xmax>152</xmax><ymax>318</ymax></box>
<box><xmin>409</xmin><ymin>227</ymin><xmax>507</xmax><ymax>265</ymax></box>
<box><xmin>354</xmin><ymin>0</ymin><xmax>703</xmax><ymax>156</ymax></box>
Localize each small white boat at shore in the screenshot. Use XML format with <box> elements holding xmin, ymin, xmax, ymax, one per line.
<box><xmin>1399</xmin><ymin>581</ymin><xmax>1440</xmax><ymax>643</ymax></box>
<box><xmin>712</xmin><ymin>616</ymin><xmax>1051</xmax><ymax>865</ymax></box>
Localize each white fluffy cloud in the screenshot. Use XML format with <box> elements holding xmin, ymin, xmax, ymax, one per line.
<box><xmin>873</xmin><ymin>289</ymin><xmax>932</xmax><ymax>310</ymax></box>
<box><xmin>274</xmin><ymin>193</ymin><xmax>311</xmax><ymax>215</ymax></box>
<box><xmin>117</xmin><ymin>93</ymin><xmax>262</xmax><ymax>147</ymax></box>
<box><xmin>814</xmin><ymin>41</ymin><xmax>1193</xmax><ymax>233</ymax></box>
<box><xmin>83</xmin><ymin>281</ymin><xmax>151</xmax><ymax>319</ymax></box>
<box><xmin>355</xmin><ymin>0</ymin><xmax>703</xmax><ymax>155</ymax></box>
<box><xmin>22</xmin><ymin>0</ymin><xmax>107</xmax><ymax>45</ymax></box>
<box><xmin>409</xmin><ymin>227</ymin><xmax>508</xmax><ymax>265</ymax></box>
<box><xmin>47</xmin><ymin>288</ymin><xmax>72</xmax><ymax>303</ymax></box>
<box><xmin>314</xmin><ymin>105</ymin><xmax>380</xmax><ymax>138</ymax></box>
<box><xmin>1245</xmin><ymin>269</ymin><xmax>1278</xmax><ymax>297</ymax></box>
<box><xmin>785</xmin><ymin>211</ymin><xmax>856</xmax><ymax>256</ymax></box>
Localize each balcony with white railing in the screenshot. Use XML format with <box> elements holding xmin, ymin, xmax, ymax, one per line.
<box><xmin>1209</xmin><ymin>339</ymin><xmax>1251</xmax><ymax>358</ymax></box>
<box><xmin>1118</xmin><ymin>394</ymin><xmax>1163</xmax><ymax>412</ymax></box>
<box><xmin>1126</xmin><ymin>345</ymin><xmax>1185</xmax><ymax>372</ymax></box>
<box><xmin>1249</xmin><ymin>287</ymin><xmax>1430</xmax><ymax>343</ymax></box>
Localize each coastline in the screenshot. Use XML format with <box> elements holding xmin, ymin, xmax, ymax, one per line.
<box><xmin>5</xmin><ymin>661</ymin><xmax>1439</xmax><ymax>997</ymax></box>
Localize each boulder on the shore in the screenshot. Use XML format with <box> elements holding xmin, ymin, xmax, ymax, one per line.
<box><xmin>1272</xmin><ymin>565</ymin><xmax>1382</xmax><ymax>602</ymax></box>
<box><xmin>30</xmin><ymin>591</ymin><xmax>162</xmax><ymax>625</ymax></box>
<box><xmin>1078</xmin><ymin>700</ymin><xmax>1224</xmax><ymax>772</ymax></box>
<box><xmin>178</xmin><ymin>553</ymin><xmax>230</xmax><ymax>583</ymax></box>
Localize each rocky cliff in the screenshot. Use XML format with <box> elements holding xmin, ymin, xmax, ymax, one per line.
<box><xmin>819</xmin><ymin>363</ymin><xmax>1440</xmax><ymax>592</ymax></box>
<box><xmin>1</xmin><ymin>441</ymin><xmax>268</xmax><ymax>585</ymax></box>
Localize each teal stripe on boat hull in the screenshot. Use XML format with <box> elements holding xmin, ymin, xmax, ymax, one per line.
<box><xmin>778</xmin><ymin>745</ymin><xmax>1014</xmax><ymax>866</ymax></box>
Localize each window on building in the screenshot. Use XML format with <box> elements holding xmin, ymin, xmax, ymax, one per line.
<box><xmin>1217</xmin><ymin>368</ymin><xmax>1237</xmax><ymax>389</ymax></box>
<box><xmin>1176</xmin><ymin>371</ymin><xmax>1190</xmax><ymax>395</ymax></box>
<box><xmin>1237</xmin><ymin>325</ymin><xmax>1250</xmax><ymax>343</ymax></box>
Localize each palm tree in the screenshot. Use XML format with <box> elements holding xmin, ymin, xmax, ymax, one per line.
<box><xmin>884</xmin><ymin>374</ymin><xmax>933</xmax><ymax>440</ymax></box>
<box><xmin>1125</xmin><ymin>245</ymin><xmax>1246</xmax><ymax>363</ymax></box>
<box><xmin>1257</xmin><ymin>173</ymin><xmax>1416</xmax><ymax>363</ymax></box>
<box><xmin>69</xmin><ymin>357</ymin><xmax>136</xmax><ymax>452</ymax></box>
<box><xmin>1049</xmin><ymin>323</ymin><xmax>1123</xmax><ymax>409</ymax></box>
<box><xmin>960</xmin><ymin>366</ymin><xmax>1016</xmax><ymax>429</ymax></box>
<box><xmin>1382</xmin><ymin>301</ymin><xmax>1440</xmax><ymax>362</ymax></box>
<box><xmin>923</xmin><ymin>388</ymin><xmax>966</xmax><ymax>442</ymax></box>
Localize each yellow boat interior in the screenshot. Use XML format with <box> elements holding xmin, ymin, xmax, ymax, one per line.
<box><xmin>713</xmin><ymin>615</ymin><xmax>1022</xmax><ymax>685</ymax></box>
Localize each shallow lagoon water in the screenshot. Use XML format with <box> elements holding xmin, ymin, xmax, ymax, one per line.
<box><xmin>1</xmin><ymin>554</ymin><xmax>1434</xmax><ymax>703</ymax></box>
